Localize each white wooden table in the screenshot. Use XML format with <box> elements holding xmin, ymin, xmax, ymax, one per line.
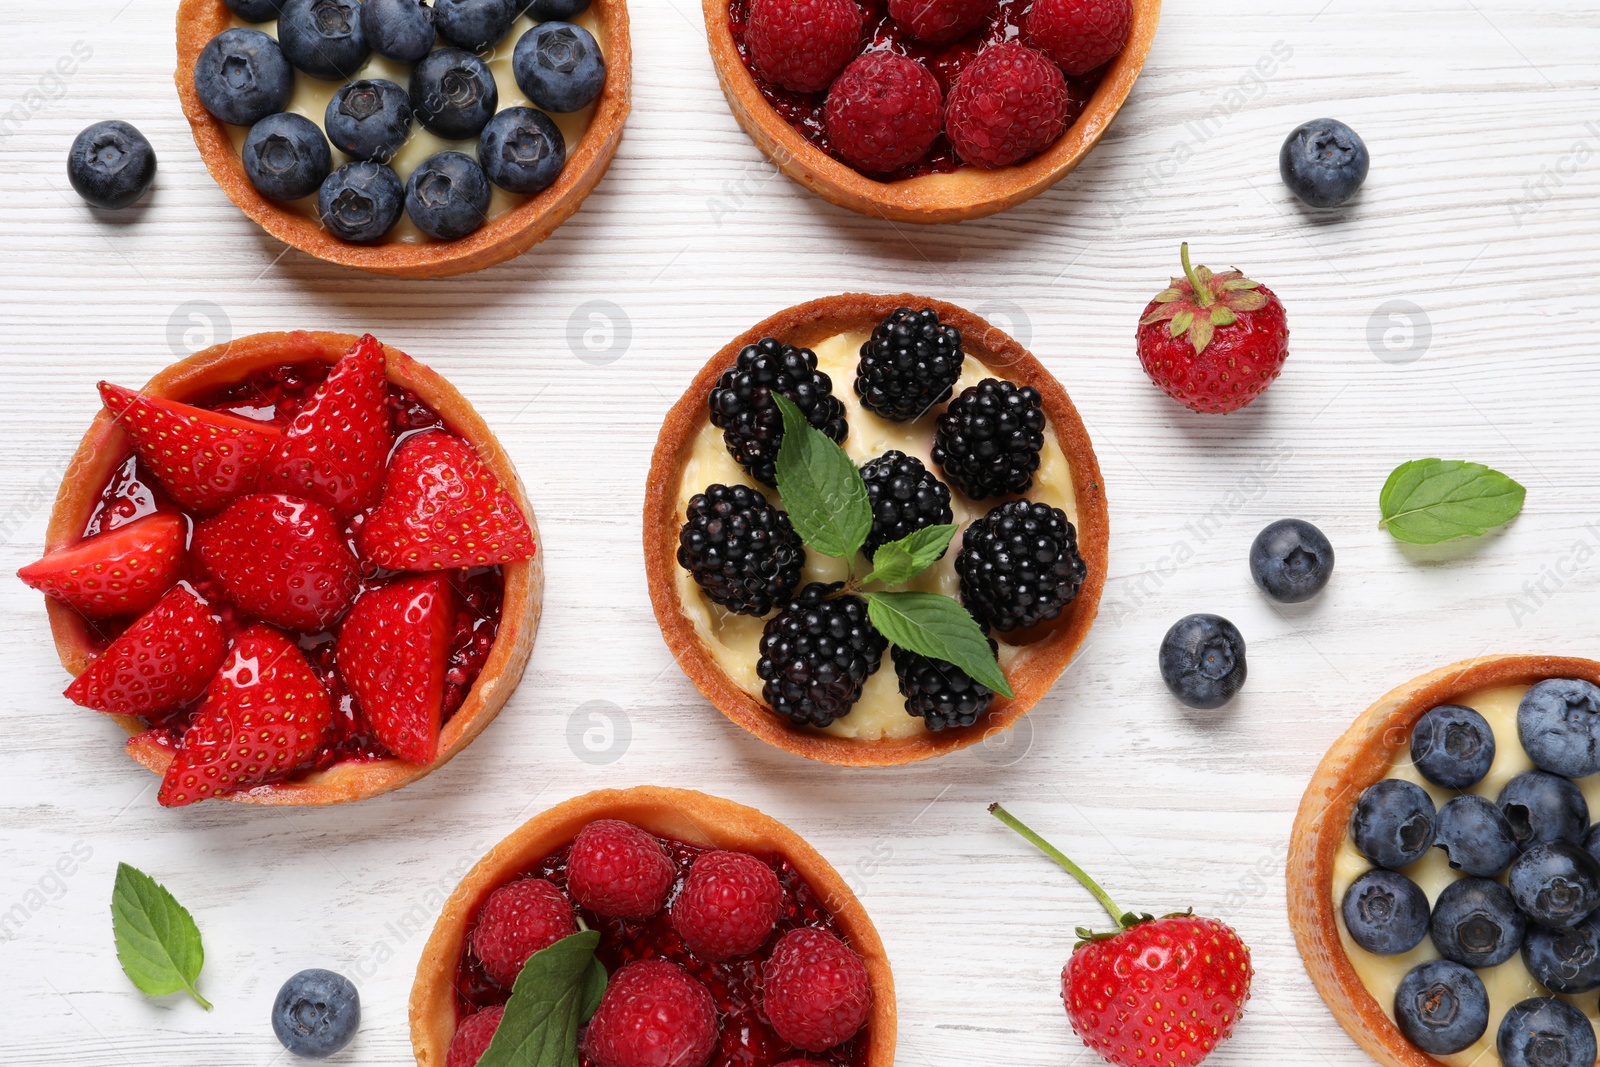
<box><xmin>3</xmin><ymin>0</ymin><xmax>1599</xmax><ymax>1063</ymax></box>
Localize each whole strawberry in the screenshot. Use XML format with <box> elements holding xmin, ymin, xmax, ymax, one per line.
<box><xmin>1136</xmin><ymin>243</ymin><xmax>1289</xmax><ymax>414</ymax></box>
<box><xmin>990</xmin><ymin>804</ymin><xmax>1252</xmax><ymax>1067</ymax></box>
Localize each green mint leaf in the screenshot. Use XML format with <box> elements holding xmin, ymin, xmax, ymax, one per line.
<box><xmin>476</xmin><ymin>931</ymin><xmax>605</xmax><ymax>1067</ymax></box>
<box><xmin>771</xmin><ymin>392</ymin><xmax>870</xmax><ymax>561</ymax></box>
<box><xmin>110</xmin><ymin>862</ymin><xmax>212</xmax><ymax>1010</ymax></box>
<box><xmin>864</xmin><ymin>591</ymin><xmax>1013</xmax><ymax>698</ymax></box>
<box><xmin>1379</xmin><ymin>459</ymin><xmax>1526</xmax><ymax>545</ymax></box>
<box><xmin>865</xmin><ymin>524</ymin><xmax>957</xmax><ymax>586</ymax></box>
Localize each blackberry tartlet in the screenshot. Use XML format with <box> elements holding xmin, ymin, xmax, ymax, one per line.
<box><xmin>644</xmin><ymin>295</ymin><xmax>1109</xmax><ymax>767</ymax></box>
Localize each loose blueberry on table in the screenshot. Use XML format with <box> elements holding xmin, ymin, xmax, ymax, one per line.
<box><xmin>17</xmin><ymin>335</ymin><xmax>537</xmax><ymax>806</ymax></box>
<box><xmin>445</xmin><ymin>819</ymin><xmax>873</xmax><ymax>1067</ymax></box>
<box><xmin>1279</xmin><ymin>117</ymin><xmax>1369</xmax><ymax>209</ymax></box>
<box><xmin>1249</xmin><ymin>517</ymin><xmax>1334</xmax><ymax>603</ymax></box>
<box><xmin>1158</xmin><ymin>613</ymin><xmax>1247</xmax><ymax>710</ymax></box>
<box><xmin>272</xmin><ymin>968</ymin><xmax>361</xmax><ymax>1058</ymax></box>
<box><xmin>67</xmin><ymin>120</ymin><xmax>158</xmax><ymax>210</ymax></box>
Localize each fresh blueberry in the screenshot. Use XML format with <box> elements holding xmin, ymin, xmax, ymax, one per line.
<box><xmin>1341</xmin><ymin>869</ymin><xmax>1429</xmax><ymax>956</ymax></box>
<box><xmin>1509</xmin><ymin>841</ymin><xmax>1600</xmax><ymax>929</ymax></box>
<box><xmin>1157</xmin><ymin>613</ymin><xmax>1246</xmax><ymax>710</ymax></box>
<box><xmin>1497</xmin><ymin>997</ymin><xmax>1596</xmax><ymax>1067</ymax></box>
<box><xmin>1435</xmin><ymin>794</ymin><xmax>1519</xmax><ymax>877</ymax></box>
<box><xmin>1393</xmin><ymin>960</ymin><xmax>1488</xmax><ymax>1056</ymax></box>
<box><xmin>278</xmin><ymin>0</ymin><xmax>369</xmax><ymax>80</ymax></box>
<box><xmin>1499</xmin><ymin>770</ymin><xmax>1588</xmax><ymax>851</ymax></box>
<box><xmin>67</xmin><ymin>121</ymin><xmax>156</xmax><ymax>210</ymax></box>
<box><xmin>272</xmin><ymin>968</ymin><xmax>360</xmax><ymax>1059</ymax></box>
<box><xmin>1410</xmin><ymin>703</ymin><xmax>1496</xmax><ymax>789</ymax></box>
<box><xmin>1279</xmin><ymin>118</ymin><xmax>1369</xmax><ymax>209</ymax></box>
<box><xmin>513</xmin><ymin>22</ymin><xmax>605</xmax><ymax>112</ymax></box>
<box><xmin>523</xmin><ymin>0</ymin><xmax>591</xmax><ymax>15</ymax></box>
<box><xmin>434</xmin><ymin>0</ymin><xmax>518</xmax><ymax>52</ymax></box>
<box><xmin>405</xmin><ymin>151</ymin><xmax>491</xmax><ymax>240</ymax></box>
<box><xmin>318</xmin><ymin>161</ymin><xmax>404</xmax><ymax>243</ymax></box>
<box><xmin>360</xmin><ymin>0</ymin><xmax>437</xmax><ymax>63</ymax></box>
<box><xmin>193</xmin><ymin>28</ymin><xmax>294</xmax><ymax>126</ymax></box>
<box><xmin>1522</xmin><ymin>914</ymin><xmax>1600</xmax><ymax>994</ymax></box>
<box><xmin>1248</xmin><ymin>518</ymin><xmax>1334</xmax><ymax>604</ymax></box>
<box><xmin>478</xmin><ymin>107</ymin><xmax>566</xmax><ymax>194</ymax></box>
<box><xmin>1519</xmin><ymin>678</ymin><xmax>1600</xmax><ymax>778</ymax></box>
<box><xmin>325</xmin><ymin>80</ymin><xmax>412</xmax><ymax>163</ymax></box>
<box><xmin>410</xmin><ymin>48</ymin><xmax>499</xmax><ymax>139</ymax></box>
<box><xmin>242</xmin><ymin>113</ymin><xmax>332</xmax><ymax>201</ymax></box>
<box><xmin>1350</xmin><ymin>779</ymin><xmax>1435</xmax><ymax>870</ymax></box>
<box><xmin>1429</xmin><ymin>877</ymin><xmax>1525</xmax><ymax>968</ymax></box>
<box><xmin>225</xmin><ymin>0</ymin><xmax>286</xmax><ymax>22</ymax></box>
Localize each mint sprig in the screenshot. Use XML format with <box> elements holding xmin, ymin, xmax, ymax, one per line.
<box><xmin>476</xmin><ymin>931</ymin><xmax>607</xmax><ymax>1067</ymax></box>
<box><xmin>110</xmin><ymin>862</ymin><xmax>212</xmax><ymax>1010</ymax></box>
<box><xmin>865</xmin><ymin>591</ymin><xmax>1012</xmax><ymax>697</ymax></box>
<box><xmin>771</xmin><ymin>393</ymin><xmax>871</xmax><ymax>560</ymax></box>
<box><xmin>1379</xmin><ymin>459</ymin><xmax>1526</xmax><ymax>544</ymax></box>
<box><xmin>862</xmin><ymin>523</ymin><xmax>956</xmax><ymax>586</ymax></box>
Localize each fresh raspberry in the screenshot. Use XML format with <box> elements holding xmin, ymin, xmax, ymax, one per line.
<box><xmin>761</xmin><ymin>927</ymin><xmax>872</xmax><ymax>1051</ymax></box>
<box><xmin>1027</xmin><ymin>0</ymin><xmax>1132</xmax><ymax>75</ymax></box>
<box><xmin>945</xmin><ymin>42</ymin><xmax>1072</xmax><ymax>168</ymax></box>
<box><xmin>584</xmin><ymin>959</ymin><xmax>719</xmax><ymax>1067</ymax></box>
<box><xmin>670</xmin><ymin>850</ymin><xmax>784</xmax><ymax>960</ymax></box>
<box><xmin>888</xmin><ymin>0</ymin><xmax>995</xmax><ymax>42</ymax></box>
<box><xmin>824</xmin><ymin>52</ymin><xmax>944</xmax><ymax>174</ymax></box>
<box><xmin>746</xmin><ymin>0</ymin><xmax>863</xmax><ymax>94</ymax></box>
<box><xmin>567</xmin><ymin>820</ymin><xmax>675</xmax><ymax>919</ymax></box>
<box><xmin>446</xmin><ymin>1006</ymin><xmax>504</xmax><ymax>1067</ymax></box>
<box><xmin>469</xmin><ymin>878</ymin><xmax>577</xmax><ymax>988</ymax></box>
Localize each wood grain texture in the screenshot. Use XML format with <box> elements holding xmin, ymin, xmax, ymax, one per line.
<box><xmin>2</xmin><ymin>0</ymin><xmax>1599</xmax><ymax>1064</ymax></box>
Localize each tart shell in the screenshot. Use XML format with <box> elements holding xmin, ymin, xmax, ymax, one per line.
<box><xmin>643</xmin><ymin>293</ymin><xmax>1110</xmax><ymax>767</ymax></box>
<box><xmin>702</xmin><ymin>0</ymin><xmax>1160</xmax><ymax>224</ymax></box>
<box><xmin>1287</xmin><ymin>654</ymin><xmax>1600</xmax><ymax>1067</ymax></box>
<box><xmin>41</xmin><ymin>331</ymin><xmax>543</xmax><ymax>806</ymax></box>
<box><xmin>174</xmin><ymin>0</ymin><xmax>632</xmax><ymax>277</ymax></box>
<box><xmin>408</xmin><ymin>785</ymin><xmax>897</xmax><ymax>1065</ymax></box>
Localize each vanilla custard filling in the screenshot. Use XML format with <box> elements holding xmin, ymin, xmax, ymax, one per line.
<box><xmin>224</xmin><ymin>10</ymin><xmax>602</xmax><ymax>243</ymax></box>
<box><xmin>672</xmin><ymin>330</ymin><xmax>1079</xmax><ymax>742</ymax></box>
<box><xmin>1331</xmin><ymin>684</ymin><xmax>1600</xmax><ymax>1065</ymax></box>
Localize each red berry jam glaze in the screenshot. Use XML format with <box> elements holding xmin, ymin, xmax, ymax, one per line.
<box><xmin>81</xmin><ymin>361</ymin><xmax>506</xmax><ymax>779</ymax></box>
<box><xmin>455</xmin><ymin>836</ymin><xmax>868</xmax><ymax>1067</ymax></box>
<box><xmin>728</xmin><ymin>0</ymin><xmax>1101</xmax><ymax>179</ymax></box>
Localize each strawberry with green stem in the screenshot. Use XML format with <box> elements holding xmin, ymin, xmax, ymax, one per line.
<box><xmin>990</xmin><ymin>803</ymin><xmax>1253</xmax><ymax>1067</ymax></box>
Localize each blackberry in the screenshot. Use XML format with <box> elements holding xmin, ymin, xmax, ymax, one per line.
<box><xmin>932</xmin><ymin>378</ymin><xmax>1045</xmax><ymax>499</ymax></box>
<box><xmin>854</xmin><ymin>307</ymin><xmax>964</xmax><ymax>421</ymax></box>
<box><xmin>677</xmin><ymin>484</ymin><xmax>804</xmax><ymax>616</ymax></box>
<box><xmin>893</xmin><ymin>637</ymin><xmax>998</xmax><ymax>731</ymax></box>
<box><xmin>957</xmin><ymin>500</ymin><xmax>1087</xmax><ymax>631</ymax></box>
<box><xmin>757</xmin><ymin>583</ymin><xmax>886</xmax><ymax>728</ymax></box>
<box><xmin>708</xmin><ymin>338</ymin><xmax>847</xmax><ymax>487</ymax></box>
<box><xmin>860</xmin><ymin>451</ymin><xmax>953</xmax><ymax>559</ymax></box>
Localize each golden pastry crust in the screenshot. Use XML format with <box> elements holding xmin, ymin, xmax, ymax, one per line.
<box><xmin>174</xmin><ymin>0</ymin><xmax>632</xmax><ymax>277</ymax></box>
<box><xmin>643</xmin><ymin>293</ymin><xmax>1109</xmax><ymax>767</ymax></box>
<box><xmin>409</xmin><ymin>786</ymin><xmax>897</xmax><ymax>1066</ymax></box>
<box><xmin>41</xmin><ymin>331</ymin><xmax>542</xmax><ymax>806</ymax></box>
<box><xmin>1288</xmin><ymin>654</ymin><xmax>1600</xmax><ymax>1067</ymax></box>
<box><xmin>702</xmin><ymin>0</ymin><xmax>1160</xmax><ymax>223</ymax></box>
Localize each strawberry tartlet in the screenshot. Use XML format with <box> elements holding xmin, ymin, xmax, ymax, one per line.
<box><xmin>19</xmin><ymin>332</ymin><xmax>541</xmax><ymax>806</ymax></box>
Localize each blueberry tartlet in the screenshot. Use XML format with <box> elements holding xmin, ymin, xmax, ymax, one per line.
<box><xmin>409</xmin><ymin>786</ymin><xmax>896</xmax><ymax>1066</ymax></box>
<box><xmin>176</xmin><ymin>0</ymin><xmax>631</xmax><ymax>276</ymax></box>
<box><xmin>20</xmin><ymin>332</ymin><xmax>541</xmax><ymax>805</ymax></box>
<box><xmin>644</xmin><ymin>295</ymin><xmax>1109</xmax><ymax>766</ymax></box>
<box><xmin>1291</xmin><ymin>655</ymin><xmax>1600</xmax><ymax>1067</ymax></box>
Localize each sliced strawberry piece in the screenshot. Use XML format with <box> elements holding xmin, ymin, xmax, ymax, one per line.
<box><xmin>259</xmin><ymin>334</ymin><xmax>395</xmax><ymax>519</ymax></box>
<box><xmin>18</xmin><ymin>511</ymin><xmax>186</xmax><ymax>620</ymax></box>
<box><xmin>158</xmin><ymin>625</ymin><xmax>333</xmax><ymax>806</ymax></box>
<box><xmin>64</xmin><ymin>585</ymin><xmax>227</xmax><ymax>716</ymax></box>
<box><xmin>335</xmin><ymin>573</ymin><xmax>455</xmax><ymax>764</ymax></box>
<box><xmin>99</xmin><ymin>382</ymin><xmax>281</xmax><ymax>513</ymax></box>
<box><xmin>195</xmin><ymin>494</ymin><xmax>360</xmax><ymax>633</ymax></box>
<box><xmin>357</xmin><ymin>433</ymin><xmax>536</xmax><ymax>570</ymax></box>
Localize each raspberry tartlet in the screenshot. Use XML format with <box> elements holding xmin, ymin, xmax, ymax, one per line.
<box><xmin>21</xmin><ymin>332</ymin><xmax>541</xmax><ymax>806</ymax></box>
<box><xmin>409</xmin><ymin>786</ymin><xmax>896</xmax><ymax>1066</ymax></box>
<box><xmin>644</xmin><ymin>295</ymin><xmax>1109</xmax><ymax>766</ymax></box>
<box><xmin>1290</xmin><ymin>655</ymin><xmax>1600</xmax><ymax>1067</ymax></box>
<box><xmin>706</xmin><ymin>0</ymin><xmax>1160</xmax><ymax>222</ymax></box>
<box><xmin>176</xmin><ymin>0</ymin><xmax>631</xmax><ymax>276</ymax></box>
